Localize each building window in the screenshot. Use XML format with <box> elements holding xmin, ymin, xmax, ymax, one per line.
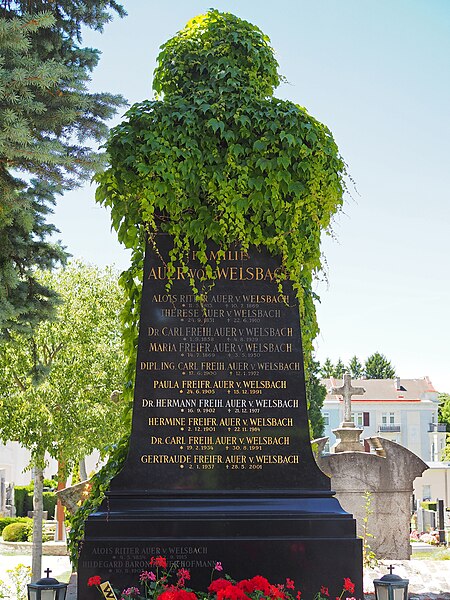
<box><xmin>352</xmin><ymin>412</ymin><xmax>362</xmax><ymax>427</ymax></box>
<box><xmin>382</xmin><ymin>412</ymin><xmax>395</xmax><ymax>425</ymax></box>
<box><xmin>323</xmin><ymin>413</ymin><xmax>329</xmax><ymax>426</ymax></box>
<box><xmin>352</xmin><ymin>412</ymin><xmax>370</xmax><ymax>427</ymax></box>
<box><xmin>422</xmin><ymin>485</ymin><xmax>431</xmax><ymax>500</ymax></box>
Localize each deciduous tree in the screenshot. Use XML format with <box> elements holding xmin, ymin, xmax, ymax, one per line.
<box><xmin>438</xmin><ymin>393</ymin><xmax>450</xmax><ymax>431</ymax></box>
<box><xmin>0</xmin><ymin>262</ymin><xmax>127</xmax><ymax>579</ymax></box>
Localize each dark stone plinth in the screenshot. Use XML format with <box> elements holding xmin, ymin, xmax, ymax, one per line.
<box><xmin>78</xmin><ymin>236</ymin><xmax>362</xmax><ymax>598</ymax></box>
<box><xmin>80</xmin><ymin>494</ymin><xmax>361</xmax><ymax>598</ymax></box>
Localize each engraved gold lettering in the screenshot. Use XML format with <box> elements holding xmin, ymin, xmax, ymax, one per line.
<box><xmin>141</xmin><ymin>455</ymin><xmax>192</xmax><ymax>464</ymax></box>
<box><xmin>148</xmin><ymin>417</ymin><xmax>186</xmax><ymax>426</ymax></box>
<box><xmin>249</xmin><ymin>418</ymin><xmax>293</xmax><ymax>427</ymax></box>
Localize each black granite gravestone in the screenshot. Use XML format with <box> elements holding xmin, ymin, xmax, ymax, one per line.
<box><xmin>78</xmin><ymin>235</ymin><xmax>362</xmax><ymax>599</ymax></box>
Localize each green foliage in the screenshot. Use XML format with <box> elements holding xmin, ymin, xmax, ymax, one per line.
<box><xmin>14</xmin><ymin>485</ymin><xmax>56</xmax><ymax>517</ymax></box>
<box><xmin>43</xmin><ymin>491</ymin><xmax>57</xmax><ymax>518</ymax></box>
<box><xmin>43</xmin><ymin>478</ymin><xmax>57</xmax><ymax>490</ymax></box>
<box><xmin>13</xmin><ymin>487</ymin><xmax>33</xmax><ymax>517</ymax></box>
<box><xmin>360</xmin><ymin>491</ymin><xmax>378</xmax><ymax>568</ymax></box>
<box><xmin>0</xmin><ymin>563</ymin><xmax>31</xmax><ymax>600</ymax></box>
<box><xmin>0</xmin><ymin>3</ymin><xmax>126</xmax><ymax>335</ymax></box>
<box><xmin>364</xmin><ymin>352</ymin><xmax>395</xmax><ymax>379</ymax></box>
<box><xmin>0</xmin><ymin>517</ymin><xmax>29</xmax><ymax>534</ymax></box>
<box><xmin>438</xmin><ymin>393</ymin><xmax>450</xmax><ymax>429</ymax></box>
<box><xmin>96</xmin><ymin>9</ymin><xmax>346</xmax><ymax>374</ymax></box>
<box><xmin>347</xmin><ymin>355</ymin><xmax>363</xmax><ymax>379</ymax></box>
<box><xmin>333</xmin><ymin>358</ymin><xmax>346</xmax><ymax>378</ymax></box>
<box><xmin>0</xmin><ymin>262</ymin><xmax>128</xmax><ymax>474</ymax></box>
<box><xmin>439</xmin><ymin>394</ymin><xmax>450</xmax><ymax>460</ymax></box>
<box><xmin>67</xmin><ymin>433</ymin><xmax>129</xmax><ymax>569</ymax></box>
<box><xmin>2</xmin><ymin>521</ymin><xmax>29</xmax><ymax>542</ymax></box>
<box><xmin>153</xmin><ymin>11</ymin><xmax>281</xmax><ymax>101</ymax></box>
<box><xmin>0</xmin><ymin>15</ymin><xmax>68</xmax><ymax>333</ymax></box>
<box><xmin>306</xmin><ymin>357</ymin><xmax>326</xmax><ymax>438</ymax></box>
<box><xmin>320</xmin><ymin>358</ymin><xmax>335</xmax><ymax>378</ymax></box>
<box><xmin>320</xmin><ymin>353</ymin><xmax>395</xmax><ymax>380</ymax></box>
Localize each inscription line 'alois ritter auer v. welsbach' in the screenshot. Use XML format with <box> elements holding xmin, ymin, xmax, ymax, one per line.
<box><xmin>111</xmin><ymin>235</ymin><xmax>322</xmax><ymax>493</ymax></box>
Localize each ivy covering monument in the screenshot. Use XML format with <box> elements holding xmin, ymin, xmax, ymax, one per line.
<box><xmin>95</xmin><ymin>9</ymin><xmax>346</xmax><ymax>382</ymax></box>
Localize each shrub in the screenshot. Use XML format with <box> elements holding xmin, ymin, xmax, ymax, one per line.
<box><xmin>0</xmin><ymin>517</ymin><xmax>29</xmax><ymax>534</ymax></box>
<box><xmin>2</xmin><ymin>522</ymin><xmax>29</xmax><ymax>542</ymax></box>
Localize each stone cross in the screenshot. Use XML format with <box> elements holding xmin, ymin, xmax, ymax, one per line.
<box><xmin>331</xmin><ymin>372</ymin><xmax>365</xmax><ymax>425</ymax></box>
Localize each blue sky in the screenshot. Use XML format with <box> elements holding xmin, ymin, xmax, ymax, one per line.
<box><xmin>52</xmin><ymin>0</ymin><xmax>450</xmax><ymax>392</ymax></box>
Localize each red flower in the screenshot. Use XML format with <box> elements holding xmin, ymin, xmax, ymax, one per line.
<box><xmin>174</xmin><ymin>591</ymin><xmax>197</xmax><ymax>600</ymax></box>
<box><xmin>238</xmin><ymin>576</ymin><xmax>272</xmax><ymax>595</ymax></box>
<box><xmin>158</xmin><ymin>590</ymin><xmax>176</xmax><ymax>600</ymax></box>
<box><xmin>177</xmin><ymin>569</ymin><xmax>190</xmax><ymax>582</ymax></box>
<box><xmin>297</xmin><ymin>592</ymin><xmax>302</xmax><ymax>600</ymax></box>
<box><xmin>269</xmin><ymin>585</ymin><xmax>285</xmax><ymax>600</ymax></box>
<box><xmin>217</xmin><ymin>584</ymin><xmax>252</xmax><ymax>600</ymax></box>
<box><xmin>343</xmin><ymin>579</ymin><xmax>355</xmax><ymax>594</ymax></box>
<box><xmin>320</xmin><ymin>587</ymin><xmax>329</xmax><ymax>597</ymax></box>
<box><xmin>158</xmin><ymin>588</ymin><xmax>197</xmax><ymax>600</ymax></box>
<box><xmin>150</xmin><ymin>556</ymin><xmax>168</xmax><ymax>568</ymax></box>
<box><xmin>88</xmin><ymin>576</ymin><xmax>102</xmax><ymax>587</ymax></box>
<box><xmin>286</xmin><ymin>579</ymin><xmax>295</xmax><ymax>590</ymax></box>
<box><xmin>209</xmin><ymin>579</ymin><xmax>233</xmax><ymax>594</ymax></box>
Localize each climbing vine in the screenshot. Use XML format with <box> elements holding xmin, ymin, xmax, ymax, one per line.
<box><xmin>95</xmin><ymin>9</ymin><xmax>346</xmax><ymax>374</ymax></box>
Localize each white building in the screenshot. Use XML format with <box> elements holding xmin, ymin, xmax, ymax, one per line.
<box><xmin>0</xmin><ymin>441</ymin><xmax>100</xmax><ymax>486</ymax></box>
<box><xmin>321</xmin><ymin>376</ymin><xmax>446</xmax><ymax>463</ymax></box>
<box><xmin>413</xmin><ymin>461</ymin><xmax>450</xmax><ymax>504</ymax></box>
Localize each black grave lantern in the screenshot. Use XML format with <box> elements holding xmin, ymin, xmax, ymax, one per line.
<box><xmin>27</xmin><ymin>569</ymin><xmax>68</xmax><ymax>600</ymax></box>
<box><xmin>373</xmin><ymin>565</ymin><xmax>409</xmax><ymax>600</ymax></box>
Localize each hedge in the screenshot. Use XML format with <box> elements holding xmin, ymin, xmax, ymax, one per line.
<box><xmin>14</xmin><ymin>485</ymin><xmax>57</xmax><ymax>518</ymax></box>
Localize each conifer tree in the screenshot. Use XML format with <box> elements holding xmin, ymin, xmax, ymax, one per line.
<box><xmin>0</xmin><ymin>3</ymin><xmax>126</xmax><ymax>334</ymax></box>
<box><xmin>333</xmin><ymin>358</ymin><xmax>346</xmax><ymax>378</ymax></box>
<box><xmin>320</xmin><ymin>358</ymin><xmax>335</xmax><ymax>378</ymax></box>
<box><xmin>348</xmin><ymin>355</ymin><xmax>363</xmax><ymax>379</ymax></box>
<box><xmin>364</xmin><ymin>352</ymin><xmax>395</xmax><ymax>379</ymax></box>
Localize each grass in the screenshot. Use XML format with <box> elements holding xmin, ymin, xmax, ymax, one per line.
<box><xmin>412</xmin><ymin>547</ymin><xmax>450</xmax><ymax>560</ymax></box>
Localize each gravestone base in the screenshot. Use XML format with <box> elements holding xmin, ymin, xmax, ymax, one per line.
<box><xmin>331</xmin><ymin>426</ymin><xmax>364</xmax><ymax>453</ymax></box>
<box><xmin>78</xmin><ymin>492</ymin><xmax>363</xmax><ymax>599</ymax></box>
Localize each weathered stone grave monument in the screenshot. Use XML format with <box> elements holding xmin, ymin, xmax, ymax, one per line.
<box><xmin>78</xmin><ymin>236</ymin><xmax>363</xmax><ymax>598</ymax></box>
<box><xmin>317</xmin><ymin>373</ymin><xmax>428</xmax><ymax>559</ymax></box>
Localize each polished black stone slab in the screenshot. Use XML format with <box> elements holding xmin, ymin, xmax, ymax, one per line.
<box><xmin>77</xmin><ymin>235</ymin><xmax>362</xmax><ymax>599</ymax></box>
